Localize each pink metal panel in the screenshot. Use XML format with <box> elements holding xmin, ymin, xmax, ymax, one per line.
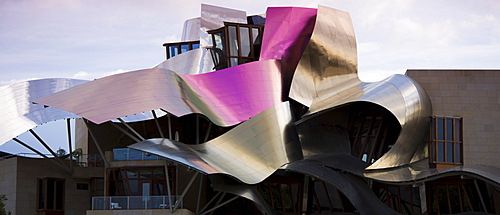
<box><xmin>34</xmin><ymin>60</ymin><xmax>282</xmax><ymax>126</ymax></box>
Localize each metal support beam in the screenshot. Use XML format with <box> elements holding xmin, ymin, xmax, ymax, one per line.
<box><xmin>418</xmin><ymin>183</ymin><xmax>427</xmax><ymax>215</ymax></box>
<box><xmin>28</xmin><ymin>129</ymin><xmax>69</xmax><ymax>169</ymax></box>
<box><xmin>83</xmin><ymin>119</ymin><xmax>109</xmax><ymax>167</ymax></box>
<box><xmin>117</xmin><ymin>118</ymin><xmax>145</xmax><ymax>141</ymax></box>
<box><xmin>172</xmin><ymin>172</ymin><xmax>199</xmax><ymax>212</ymax></box>
<box><xmin>165</xmin><ymin>161</ymin><xmax>173</xmax><ymax>213</ymax></box>
<box><xmin>67</xmin><ymin>118</ymin><xmax>73</xmax><ymax>170</ymax></box>
<box><xmin>474</xmin><ymin>179</ymin><xmax>488</xmax><ymax>213</ymax></box>
<box><xmin>196</xmin><ymin>174</ymin><xmax>204</xmax><ymax>214</ymax></box>
<box><xmin>199</xmin><ymin>191</ymin><xmax>222</xmax><ymax>214</ymax></box>
<box><xmin>13</xmin><ymin>138</ymin><xmax>72</xmax><ymax>173</ymax></box>
<box><xmin>109</xmin><ymin>122</ymin><xmax>141</xmax><ymax>143</ymax></box>
<box><xmin>202</xmin><ymin>195</ymin><xmax>238</xmax><ymax>215</ymax></box>
<box><xmin>152</xmin><ymin>110</ymin><xmax>164</xmax><ymax>138</ymax></box>
<box><xmin>210</xmin><ymin>192</ymin><xmax>226</xmax><ymax>215</ymax></box>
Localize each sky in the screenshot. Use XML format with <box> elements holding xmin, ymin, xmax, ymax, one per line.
<box><xmin>0</xmin><ymin>0</ymin><xmax>499</xmax><ymax>155</ymax></box>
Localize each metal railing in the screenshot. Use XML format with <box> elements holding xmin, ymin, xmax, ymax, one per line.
<box><xmin>92</xmin><ymin>196</ymin><xmax>182</xmax><ymax>210</ymax></box>
<box><xmin>113</xmin><ymin>148</ymin><xmax>163</xmax><ymax>161</ymax></box>
<box><xmin>75</xmin><ymin>154</ymin><xmax>104</xmax><ymax>167</ymax></box>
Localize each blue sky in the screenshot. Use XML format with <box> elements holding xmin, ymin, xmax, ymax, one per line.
<box><xmin>0</xmin><ymin>0</ymin><xmax>499</xmax><ymax>154</ymax></box>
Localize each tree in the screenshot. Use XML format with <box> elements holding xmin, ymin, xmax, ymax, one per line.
<box><xmin>0</xmin><ymin>194</ymin><xmax>11</xmax><ymax>215</ymax></box>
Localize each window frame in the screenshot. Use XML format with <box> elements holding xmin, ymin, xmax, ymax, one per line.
<box><xmin>36</xmin><ymin>177</ymin><xmax>65</xmax><ymax>213</ymax></box>
<box><xmin>430</xmin><ymin>116</ymin><xmax>463</xmax><ymax>166</ymax></box>
<box><xmin>162</xmin><ymin>40</ymin><xmax>200</xmax><ymax>59</ymax></box>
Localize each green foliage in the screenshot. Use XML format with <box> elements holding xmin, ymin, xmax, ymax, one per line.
<box><xmin>56</xmin><ymin>147</ymin><xmax>67</xmax><ymax>157</ymax></box>
<box><xmin>0</xmin><ymin>194</ymin><xmax>11</xmax><ymax>215</ymax></box>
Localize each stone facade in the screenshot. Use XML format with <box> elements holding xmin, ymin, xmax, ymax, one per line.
<box><xmin>406</xmin><ymin>69</ymin><xmax>500</xmax><ymax>167</ymax></box>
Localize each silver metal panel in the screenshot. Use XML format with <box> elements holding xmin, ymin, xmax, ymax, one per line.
<box><xmin>181</xmin><ymin>17</ymin><xmax>201</xmax><ymax>42</ymax></box>
<box><xmin>129</xmin><ymin>102</ymin><xmax>302</xmax><ymax>184</ymax></box>
<box><xmin>0</xmin><ymin>78</ymin><xmax>87</xmax><ymax>145</ymax></box>
<box><xmin>154</xmin><ymin>49</ymin><xmax>205</xmax><ymax>75</ymax></box>
<box><xmin>35</xmin><ymin>60</ymin><xmax>283</xmax><ymax>126</ymax></box>
<box><xmin>364</xmin><ymin>162</ymin><xmax>500</xmax><ymax>187</ymax></box>
<box><xmin>288</xmin><ymin>5</ymin><xmax>432</xmax><ymax>170</ymax></box>
<box><xmin>282</xmin><ymin>157</ymin><xmax>400</xmax><ymax>215</ymax></box>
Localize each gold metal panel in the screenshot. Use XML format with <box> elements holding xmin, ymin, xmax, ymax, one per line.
<box><xmin>129</xmin><ymin>102</ymin><xmax>302</xmax><ymax>184</ymax></box>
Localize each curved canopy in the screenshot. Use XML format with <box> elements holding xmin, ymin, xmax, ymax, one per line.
<box><xmin>0</xmin><ymin>78</ymin><xmax>86</xmax><ymax>146</ymax></box>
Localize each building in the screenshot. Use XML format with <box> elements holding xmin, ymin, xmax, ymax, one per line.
<box><xmin>0</xmin><ymin>4</ymin><xmax>499</xmax><ymax>215</ymax></box>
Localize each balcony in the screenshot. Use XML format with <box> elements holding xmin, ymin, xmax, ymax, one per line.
<box><xmin>91</xmin><ymin>196</ymin><xmax>182</xmax><ymax>210</ymax></box>
<box><xmin>113</xmin><ymin>148</ymin><xmax>164</xmax><ymax>161</ymax></box>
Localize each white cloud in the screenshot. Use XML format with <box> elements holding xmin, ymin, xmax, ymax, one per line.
<box><xmin>71</xmin><ymin>71</ymin><xmax>93</xmax><ymax>80</ymax></box>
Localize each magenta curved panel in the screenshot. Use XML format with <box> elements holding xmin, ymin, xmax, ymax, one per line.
<box><xmin>34</xmin><ymin>60</ymin><xmax>282</xmax><ymax>126</ymax></box>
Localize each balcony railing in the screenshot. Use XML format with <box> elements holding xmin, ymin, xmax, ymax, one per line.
<box><xmin>75</xmin><ymin>154</ymin><xmax>104</xmax><ymax>167</ymax></box>
<box><xmin>113</xmin><ymin>148</ymin><xmax>164</xmax><ymax>161</ymax></box>
<box><xmin>92</xmin><ymin>196</ymin><xmax>182</xmax><ymax>210</ymax></box>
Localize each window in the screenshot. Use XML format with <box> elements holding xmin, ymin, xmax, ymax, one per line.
<box><xmin>208</xmin><ymin>22</ymin><xmax>264</xmax><ymax>70</ymax></box>
<box><xmin>107</xmin><ymin>166</ymin><xmax>175</xmax><ymax>196</ymax></box>
<box><xmin>37</xmin><ymin>178</ymin><xmax>65</xmax><ymax>214</ymax></box>
<box><xmin>162</xmin><ymin>41</ymin><xmax>200</xmax><ymax>59</ymax></box>
<box><xmin>430</xmin><ymin>116</ymin><xmax>463</xmax><ymax>166</ymax></box>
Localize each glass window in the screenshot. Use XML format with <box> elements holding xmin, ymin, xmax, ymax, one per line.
<box><xmin>180</xmin><ymin>44</ymin><xmax>189</xmax><ymax>53</ymax></box>
<box><xmin>37</xmin><ymin>178</ymin><xmax>65</xmax><ymax>211</ymax></box>
<box><xmin>228</xmin><ymin>26</ymin><xmax>238</xmax><ymax>57</ymax></box>
<box><xmin>168</xmin><ymin>45</ymin><xmax>178</xmax><ymax>58</ymax></box>
<box><xmin>192</xmin><ymin>43</ymin><xmax>200</xmax><ymax>50</ymax></box>
<box><xmin>431</xmin><ymin>116</ymin><xmax>463</xmax><ymax>165</ymax></box>
<box><xmin>240</xmin><ymin>27</ymin><xmax>251</xmax><ymax>57</ymax></box>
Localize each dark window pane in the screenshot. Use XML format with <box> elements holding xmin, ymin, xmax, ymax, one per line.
<box><xmin>446</xmin><ymin>119</ymin><xmax>453</xmax><ymax>141</ymax></box>
<box><xmin>438</xmin><ymin>118</ymin><xmax>444</xmax><ymax>140</ymax></box>
<box><xmin>56</xmin><ymin>181</ymin><xmax>64</xmax><ymax>210</ymax></box>
<box><xmin>430</xmin><ymin>118</ymin><xmax>436</xmax><ymax>139</ymax></box>
<box><xmin>455</xmin><ymin>143</ymin><xmax>461</xmax><ymax>163</ymax></box>
<box><xmin>126</xmin><ymin>169</ymin><xmax>139</xmax><ymax>178</ymax></box>
<box><xmin>446</xmin><ymin>142</ymin><xmax>454</xmax><ymax>162</ymax></box>
<box><xmin>438</xmin><ymin>142</ymin><xmax>445</xmax><ymax>162</ymax></box>
<box><xmin>140</xmin><ymin>169</ymin><xmax>153</xmax><ymax>179</ymax></box>
<box><xmin>192</xmin><ymin>43</ymin><xmax>200</xmax><ymax>49</ymax></box>
<box><xmin>455</xmin><ymin>119</ymin><xmax>462</xmax><ymax>141</ymax></box>
<box><xmin>47</xmin><ymin>179</ymin><xmax>55</xmax><ymax>209</ymax></box>
<box><xmin>240</xmin><ymin>27</ymin><xmax>251</xmax><ymax>57</ymax></box>
<box><xmin>38</xmin><ymin>179</ymin><xmax>45</xmax><ymax>209</ymax></box>
<box><xmin>180</xmin><ymin>44</ymin><xmax>189</xmax><ymax>53</ymax></box>
<box><xmin>269</xmin><ymin>183</ymin><xmax>282</xmax><ymax>210</ymax></box>
<box><xmin>228</xmin><ymin>26</ymin><xmax>238</xmax><ymax>56</ymax></box>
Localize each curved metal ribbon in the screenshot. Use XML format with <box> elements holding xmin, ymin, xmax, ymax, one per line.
<box><xmin>0</xmin><ymin>78</ymin><xmax>86</xmax><ymax>145</ymax></box>
<box><xmin>34</xmin><ymin>60</ymin><xmax>283</xmax><ymax>126</ymax></box>
<box><xmin>289</xmin><ymin>5</ymin><xmax>432</xmax><ymax>170</ymax></box>
<box><xmin>129</xmin><ymin>102</ymin><xmax>302</xmax><ymax>184</ymax></box>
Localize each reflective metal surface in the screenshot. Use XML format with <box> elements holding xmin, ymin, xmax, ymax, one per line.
<box><xmin>364</xmin><ymin>161</ymin><xmax>500</xmax><ymax>187</ymax></box>
<box><xmin>129</xmin><ymin>102</ymin><xmax>302</xmax><ymax>184</ymax></box>
<box><xmin>0</xmin><ymin>78</ymin><xmax>87</xmax><ymax>145</ymax></box>
<box><xmin>287</xmin><ymin>5</ymin><xmax>432</xmax><ymax>169</ymax></box>
<box><xmin>35</xmin><ymin>60</ymin><xmax>284</xmax><ymax>126</ymax></box>
<box><xmin>289</xmin><ymin>5</ymin><xmax>359</xmax><ymax>107</ymax></box>
<box><xmin>282</xmin><ymin>157</ymin><xmax>400</xmax><ymax>215</ymax></box>
<box><xmin>209</xmin><ymin>175</ymin><xmax>277</xmax><ymax>215</ymax></box>
<box><xmin>260</xmin><ymin>7</ymin><xmax>317</xmax><ymax>99</ymax></box>
<box><xmin>154</xmin><ymin>49</ymin><xmax>205</xmax><ymax>75</ymax></box>
<box><xmin>181</xmin><ymin>17</ymin><xmax>200</xmax><ymax>42</ymax></box>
